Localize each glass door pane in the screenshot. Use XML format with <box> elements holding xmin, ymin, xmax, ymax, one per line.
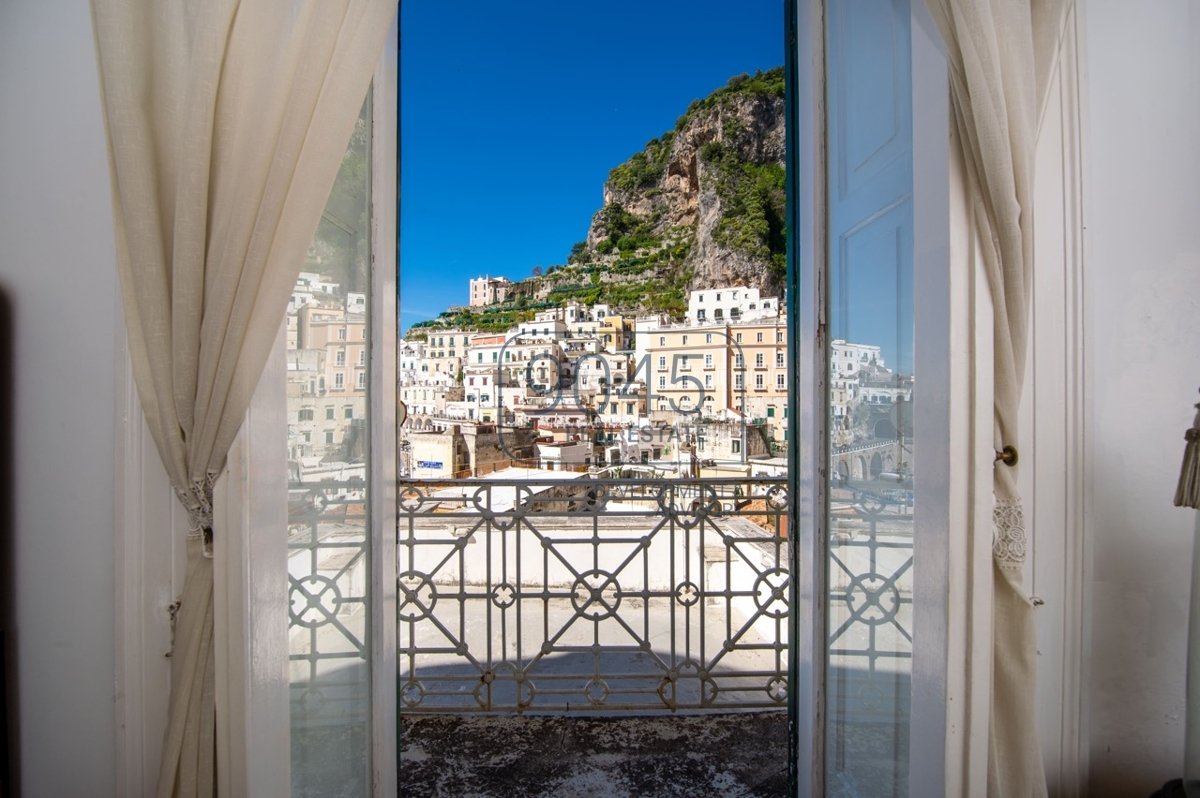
<box><xmin>286</xmin><ymin>97</ymin><xmax>374</xmax><ymax>796</ymax></box>
<box><xmin>824</xmin><ymin>0</ymin><xmax>915</xmax><ymax>795</ymax></box>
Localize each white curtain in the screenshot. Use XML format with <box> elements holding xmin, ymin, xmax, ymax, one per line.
<box><xmin>90</xmin><ymin>1</ymin><xmax>396</xmax><ymax>794</ymax></box>
<box><xmin>924</xmin><ymin>0</ymin><xmax>1067</xmax><ymax>795</ymax></box>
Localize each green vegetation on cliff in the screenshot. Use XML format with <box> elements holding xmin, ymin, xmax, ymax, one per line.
<box><xmin>593</xmin><ymin>202</ymin><xmax>662</xmax><ymax>254</ymax></box>
<box><xmin>608</xmin><ymin>133</ymin><xmax>675</xmax><ymax>192</ymax></box>
<box><xmin>679</xmin><ymin>67</ymin><xmax>784</xmax><ymax>121</ymax></box>
<box><xmin>606</xmin><ymin>67</ymin><xmax>784</xmax><ymax>195</ymax></box>
<box><xmin>701</xmin><ymin>140</ymin><xmax>787</xmax><ymax>279</ymax></box>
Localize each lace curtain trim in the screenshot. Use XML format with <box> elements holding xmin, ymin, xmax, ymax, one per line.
<box><xmin>174</xmin><ymin>471</ymin><xmax>219</xmax><ymax>556</ymax></box>
<box><xmin>993</xmin><ymin>496</ymin><xmax>1027</xmax><ymax>565</ymax></box>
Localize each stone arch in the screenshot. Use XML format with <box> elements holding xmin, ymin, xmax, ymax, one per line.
<box><xmin>853</xmin><ymin>456</ymin><xmax>866</xmax><ymax>480</ymax></box>
<box><xmin>870</xmin><ymin>453</ymin><xmax>883</xmax><ymax>478</ymax></box>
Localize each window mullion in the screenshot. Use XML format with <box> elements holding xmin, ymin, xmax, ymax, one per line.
<box><xmin>369</xmin><ymin>15</ymin><xmax>399</xmax><ymax>797</ymax></box>
<box><xmin>786</xmin><ymin>0</ymin><xmax>828</xmax><ymax>795</ymax></box>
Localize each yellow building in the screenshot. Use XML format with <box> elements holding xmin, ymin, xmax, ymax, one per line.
<box><xmin>644</xmin><ymin>316</ymin><xmax>789</xmax><ymax>450</ymax></box>
<box><xmin>598</xmin><ymin>314</ymin><xmax>635</xmax><ymax>352</ymax></box>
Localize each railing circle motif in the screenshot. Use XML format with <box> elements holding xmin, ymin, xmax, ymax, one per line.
<box><xmin>491</xmin><ymin>583</ymin><xmax>516</xmax><ymax>609</ymax></box>
<box><xmin>400</xmin><ymin>680</ymin><xmax>425</xmax><ymax>708</ymax></box>
<box><xmin>398</xmin><ymin>485</ymin><xmax>423</xmax><ymax>512</ymax></box>
<box><xmin>398</xmin><ymin>571</ymin><xmax>437</xmax><ymax>621</ymax></box>
<box><xmin>674</xmin><ymin>581</ymin><xmax>700</xmax><ymax>606</ymax></box>
<box><xmin>765</xmin><ymin>485</ymin><xmax>789</xmax><ymax>511</ymax></box>
<box><xmin>752</xmin><ymin>568</ymin><xmax>791</xmax><ymax>618</ymax></box>
<box><xmin>584</xmin><ymin>678</ymin><xmax>610</xmax><ymax>705</ymax></box>
<box><xmin>289</xmin><ymin>574</ymin><xmax>343</xmax><ymax>629</ymax></box>
<box><xmin>846</xmin><ymin>573</ymin><xmax>901</xmax><ymax>625</ymax></box>
<box><xmin>571</xmin><ymin>569</ymin><xmax>621</xmax><ymax>619</ymax></box>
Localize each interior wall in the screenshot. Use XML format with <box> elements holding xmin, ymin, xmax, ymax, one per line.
<box><xmin>1079</xmin><ymin>1</ymin><xmax>1200</xmax><ymax>794</ymax></box>
<box><xmin>0</xmin><ymin>2</ymin><xmax>119</xmax><ymax>795</ymax></box>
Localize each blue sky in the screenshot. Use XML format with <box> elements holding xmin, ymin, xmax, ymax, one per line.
<box><xmin>399</xmin><ymin>1</ymin><xmax>784</xmax><ymax>334</ymax></box>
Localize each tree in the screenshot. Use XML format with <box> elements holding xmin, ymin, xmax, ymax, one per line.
<box><xmin>531</xmin><ymin>265</ymin><xmax>543</xmax><ymax>277</ymax></box>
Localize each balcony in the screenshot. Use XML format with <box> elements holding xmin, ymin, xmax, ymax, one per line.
<box><xmin>286</xmin><ymin>471</ymin><xmax>914</xmax><ymax>796</ymax></box>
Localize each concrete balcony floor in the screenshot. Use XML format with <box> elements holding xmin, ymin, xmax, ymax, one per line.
<box><xmin>400</xmin><ymin>711</ymin><xmax>788</xmax><ymax>797</ymax></box>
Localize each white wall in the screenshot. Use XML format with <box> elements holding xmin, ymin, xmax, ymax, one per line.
<box><xmin>0</xmin><ymin>2</ymin><xmax>119</xmax><ymax>795</ymax></box>
<box><xmin>1079</xmin><ymin>1</ymin><xmax>1200</xmax><ymax>794</ymax></box>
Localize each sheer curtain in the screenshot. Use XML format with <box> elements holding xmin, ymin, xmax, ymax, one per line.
<box><xmin>923</xmin><ymin>1</ymin><xmax>1067</xmax><ymax>795</ymax></box>
<box><xmin>90</xmin><ymin>1</ymin><xmax>395</xmax><ymax>794</ymax></box>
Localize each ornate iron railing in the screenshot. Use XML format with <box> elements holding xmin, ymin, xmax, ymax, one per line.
<box><xmin>287</xmin><ymin>481</ymin><xmax>370</xmax><ymax>731</ymax></box>
<box><xmin>396</xmin><ymin>476</ymin><xmax>791</xmax><ymax>714</ymax></box>
<box><xmin>284</xmin><ymin>473</ymin><xmax>915</xmax><ymax>731</ymax></box>
<box><xmin>827</xmin><ymin>479</ymin><xmax>915</xmax><ymax>789</ymax></box>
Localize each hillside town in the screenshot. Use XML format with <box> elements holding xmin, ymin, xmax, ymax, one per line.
<box><xmin>281</xmin><ymin>271</ymin><xmax>913</xmax><ymax>485</ymax></box>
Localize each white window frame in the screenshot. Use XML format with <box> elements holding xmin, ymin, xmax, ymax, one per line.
<box><xmin>111</xmin><ymin>4</ymin><xmax>1004</xmax><ymax>795</ymax></box>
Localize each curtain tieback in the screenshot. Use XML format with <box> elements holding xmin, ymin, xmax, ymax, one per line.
<box><xmin>994</xmin><ymin>445</ymin><xmax>1019</xmax><ymax>467</ymax></box>
<box><xmin>175</xmin><ymin>472</ymin><xmax>219</xmax><ymax>558</ymax></box>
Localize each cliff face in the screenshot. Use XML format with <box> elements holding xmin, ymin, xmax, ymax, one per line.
<box><xmin>586</xmin><ymin>69</ymin><xmax>786</xmax><ymax>301</ymax></box>
<box><xmin>411</xmin><ymin>68</ymin><xmax>786</xmax><ymax>334</ymax></box>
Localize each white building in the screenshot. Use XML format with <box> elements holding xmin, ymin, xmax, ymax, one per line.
<box><xmin>535</xmin><ymin>439</ymin><xmax>591</xmax><ymax>471</ymax></box>
<box><xmin>511</xmin><ymin>316</ymin><xmax>567</xmax><ymax>342</ymax></box>
<box><xmin>288</xmin><ymin>270</ymin><xmax>341</xmax><ymax>312</ymax></box>
<box><xmin>830</xmin><ymin>339</ymin><xmax>884</xmax><ymax>376</ymax></box>
<box><xmin>687</xmin><ymin>286</ymin><xmax>779</xmax><ymax>325</ymax></box>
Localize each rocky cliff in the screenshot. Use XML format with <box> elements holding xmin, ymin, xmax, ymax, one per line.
<box><xmin>585</xmin><ymin>67</ymin><xmax>786</xmax><ymax>299</ymax></box>
<box><xmin>412</xmin><ymin>68</ymin><xmax>785</xmax><ymax>334</ymax></box>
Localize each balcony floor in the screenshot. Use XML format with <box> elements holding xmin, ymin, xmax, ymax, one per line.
<box><xmin>400</xmin><ymin>711</ymin><xmax>788</xmax><ymax>797</ymax></box>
